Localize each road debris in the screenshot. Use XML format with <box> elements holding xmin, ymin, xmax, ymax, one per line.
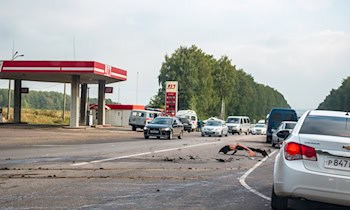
<box><xmin>215</xmin><ymin>157</ymin><xmax>233</xmax><ymax>162</ymax></box>
<box><xmin>219</xmin><ymin>143</ymin><xmax>271</xmax><ymax>157</ymax></box>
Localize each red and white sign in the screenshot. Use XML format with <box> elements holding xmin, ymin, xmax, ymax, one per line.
<box><xmin>165</xmin><ymin>81</ymin><xmax>178</xmax><ymax>117</ymax></box>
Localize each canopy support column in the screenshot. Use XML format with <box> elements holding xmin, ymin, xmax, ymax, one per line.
<box><xmin>97</xmin><ymin>80</ymin><xmax>106</xmax><ymax>125</ymax></box>
<box><xmin>13</xmin><ymin>79</ymin><xmax>22</xmax><ymax>123</ymax></box>
<box><xmin>70</xmin><ymin>75</ymin><xmax>80</xmax><ymax>128</ymax></box>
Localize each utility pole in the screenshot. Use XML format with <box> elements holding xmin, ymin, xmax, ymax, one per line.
<box><xmin>62</xmin><ymin>83</ymin><xmax>67</xmax><ymax>121</ymax></box>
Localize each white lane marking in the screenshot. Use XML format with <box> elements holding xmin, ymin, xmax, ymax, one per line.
<box><xmin>71</xmin><ymin>141</ymin><xmax>223</xmax><ymax>167</ymax></box>
<box><xmin>238</xmin><ymin>149</ymin><xmax>278</xmax><ymax>201</ymax></box>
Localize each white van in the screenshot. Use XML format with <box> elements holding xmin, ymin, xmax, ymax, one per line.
<box><xmin>129</xmin><ymin>110</ymin><xmax>161</xmax><ymax>131</ymax></box>
<box><xmin>176</xmin><ymin>110</ymin><xmax>198</xmax><ymax>131</ymax></box>
<box><xmin>226</xmin><ymin>116</ymin><xmax>251</xmax><ymax>135</ymax></box>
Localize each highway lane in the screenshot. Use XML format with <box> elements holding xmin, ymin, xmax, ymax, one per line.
<box><xmin>0</xmin><ymin>128</ymin><xmax>348</xmax><ymax>209</ymax></box>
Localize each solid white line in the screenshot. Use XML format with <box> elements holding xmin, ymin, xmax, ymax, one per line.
<box><xmin>71</xmin><ymin>141</ymin><xmax>223</xmax><ymax>167</ymax></box>
<box><xmin>238</xmin><ymin>149</ymin><xmax>278</xmax><ymax>201</ymax></box>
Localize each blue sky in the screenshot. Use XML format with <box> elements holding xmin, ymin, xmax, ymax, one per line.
<box><xmin>0</xmin><ymin>0</ymin><xmax>349</xmax><ymax>109</ymax></box>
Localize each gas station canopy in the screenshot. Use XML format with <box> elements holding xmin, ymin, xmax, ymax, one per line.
<box><xmin>0</xmin><ymin>60</ymin><xmax>127</xmax><ymax>84</ymax></box>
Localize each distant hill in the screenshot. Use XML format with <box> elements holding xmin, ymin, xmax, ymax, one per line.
<box><xmin>0</xmin><ymin>89</ymin><xmax>117</xmax><ymax>111</ymax></box>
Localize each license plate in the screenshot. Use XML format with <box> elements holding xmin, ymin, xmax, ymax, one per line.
<box><xmin>324</xmin><ymin>157</ymin><xmax>350</xmax><ymax>171</ymax></box>
<box><xmin>150</xmin><ymin>130</ymin><xmax>159</xmax><ymax>134</ymax></box>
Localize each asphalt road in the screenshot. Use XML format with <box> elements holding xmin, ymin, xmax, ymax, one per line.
<box><xmin>0</xmin><ymin>126</ymin><xmax>348</xmax><ymax>210</ymax></box>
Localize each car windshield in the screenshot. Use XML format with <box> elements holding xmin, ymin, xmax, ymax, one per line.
<box><xmin>179</xmin><ymin>118</ymin><xmax>189</xmax><ymax>123</ymax></box>
<box><xmin>150</xmin><ymin>118</ymin><xmax>172</xmax><ymax>125</ymax></box>
<box><xmin>206</xmin><ymin>120</ymin><xmax>222</xmax><ymax>126</ymax></box>
<box><xmin>285</xmin><ymin>123</ymin><xmax>296</xmax><ymax>129</ymax></box>
<box><xmin>299</xmin><ymin>115</ymin><xmax>350</xmax><ymax>138</ymax></box>
<box><xmin>227</xmin><ymin>118</ymin><xmax>239</xmax><ymax>123</ymax></box>
<box><xmin>255</xmin><ymin>124</ymin><xmax>265</xmax><ymax>128</ymax></box>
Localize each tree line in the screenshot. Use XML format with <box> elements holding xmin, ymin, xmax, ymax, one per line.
<box><xmin>148</xmin><ymin>45</ymin><xmax>290</xmax><ymax>121</ymax></box>
<box><xmin>318</xmin><ymin>77</ymin><xmax>350</xmax><ymax>111</ymax></box>
<box><xmin>0</xmin><ymin>89</ymin><xmax>116</xmax><ymax>111</ymax></box>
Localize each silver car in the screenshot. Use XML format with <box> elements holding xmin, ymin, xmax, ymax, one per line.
<box><xmin>272</xmin><ymin>110</ymin><xmax>350</xmax><ymax>209</ymax></box>
<box><xmin>271</xmin><ymin>121</ymin><xmax>297</xmax><ymax>147</ymax></box>
<box><xmin>201</xmin><ymin>120</ymin><xmax>228</xmax><ymax>137</ymax></box>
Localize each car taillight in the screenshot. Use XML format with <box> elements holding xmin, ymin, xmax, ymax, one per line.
<box><xmin>284</xmin><ymin>142</ymin><xmax>317</xmax><ymax>161</ymax></box>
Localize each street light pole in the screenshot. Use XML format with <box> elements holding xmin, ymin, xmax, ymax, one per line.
<box><xmin>7</xmin><ymin>51</ymin><xmax>24</xmax><ymax>120</ymax></box>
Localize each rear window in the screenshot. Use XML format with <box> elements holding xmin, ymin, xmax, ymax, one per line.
<box><xmin>299</xmin><ymin>115</ymin><xmax>350</xmax><ymax>138</ymax></box>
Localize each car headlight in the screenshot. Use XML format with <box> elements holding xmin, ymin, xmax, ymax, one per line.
<box><xmin>215</xmin><ymin>128</ymin><xmax>221</xmax><ymax>131</ymax></box>
<box><xmin>144</xmin><ymin>127</ymin><xmax>148</xmax><ymax>130</ymax></box>
<box><xmin>161</xmin><ymin>128</ymin><xmax>170</xmax><ymax>131</ymax></box>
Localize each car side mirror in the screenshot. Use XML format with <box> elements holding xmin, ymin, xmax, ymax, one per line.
<box><xmin>271</xmin><ymin>128</ymin><xmax>277</xmax><ymax>133</ymax></box>
<box><xmin>277</xmin><ymin>130</ymin><xmax>290</xmax><ymax>140</ymax></box>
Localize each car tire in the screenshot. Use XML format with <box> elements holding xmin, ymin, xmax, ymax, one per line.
<box><xmin>201</xmin><ymin>133</ymin><xmax>205</xmax><ymax>137</ymax></box>
<box><xmin>132</xmin><ymin>126</ymin><xmax>136</xmax><ymax>131</ymax></box>
<box><xmin>272</xmin><ymin>141</ymin><xmax>276</xmax><ymax>148</ymax></box>
<box><xmin>157</xmin><ymin>136</ymin><xmax>160</xmax><ymax>139</ymax></box>
<box><xmin>225</xmin><ymin>132</ymin><xmax>228</xmax><ymax>137</ymax></box>
<box><xmin>188</xmin><ymin>130</ymin><xmax>191</xmax><ymax>133</ymax></box>
<box><xmin>178</xmin><ymin>131</ymin><xmax>183</xmax><ymax>139</ymax></box>
<box><xmin>238</xmin><ymin>129</ymin><xmax>242</xmax><ymax>135</ymax></box>
<box><xmin>271</xmin><ymin>185</ymin><xmax>288</xmax><ymax>210</ymax></box>
<box><xmin>168</xmin><ymin>131</ymin><xmax>173</xmax><ymax>140</ymax></box>
<box><xmin>144</xmin><ymin>135</ymin><xmax>149</xmax><ymax>139</ymax></box>
<box><xmin>219</xmin><ymin>131</ymin><xmax>223</xmax><ymax>137</ymax></box>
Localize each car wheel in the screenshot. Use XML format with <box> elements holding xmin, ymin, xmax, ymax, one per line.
<box><xmin>178</xmin><ymin>131</ymin><xmax>183</xmax><ymax>139</ymax></box>
<box><xmin>201</xmin><ymin>133</ymin><xmax>205</xmax><ymax>137</ymax></box>
<box><xmin>271</xmin><ymin>185</ymin><xmax>288</xmax><ymax>210</ymax></box>
<box><xmin>168</xmin><ymin>131</ymin><xmax>173</xmax><ymax>140</ymax></box>
<box><xmin>219</xmin><ymin>131</ymin><xmax>223</xmax><ymax>137</ymax></box>
<box><xmin>157</xmin><ymin>136</ymin><xmax>160</xmax><ymax>139</ymax></box>
<box><xmin>225</xmin><ymin>132</ymin><xmax>228</xmax><ymax>137</ymax></box>
<box><xmin>188</xmin><ymin>130</ymin><xmax>191</xmax><ymax>133</ymax></box>
<box><xmin>144</xmin><ymin>135</ymin><xmax>149</xmax><ymax>139</ymax></box>
<box><xmin>238</xmin><ymin>129</ymin><xmax>242</xmax><ymax>135</ymax></box>
<box><xmin>272</xmin><ymin>141</ymin><xmax>276</xmax><ymax>148</ymax></box>
<box><xmin>132</xmin><ymin>126</ymin><xmax>136</xmax><ymax>131</ymax></box>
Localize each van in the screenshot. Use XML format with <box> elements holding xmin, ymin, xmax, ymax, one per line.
<box><xmin>226</xmin><ymin>116</ymin><xmax>251</xmax><ymax>135</ymax></box>
<box><xmin>266</xmin><ymin>108</ymin><xmax>298</xmax><ymax>143</ymax></box>
<box><xmin>176</xmin><ymin>110</ymin><xmax>198</xmax><ymax>131</ymax></box>
<box><xmin>129</xmin><ymin>110</ymin><xmax>161</xmax><ymax>131</ymax></box>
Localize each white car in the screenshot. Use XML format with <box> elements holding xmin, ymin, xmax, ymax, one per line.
<box><xmin>251</xmin><ymin>123</ymin><xmax>266</xmax><ymax>135</ymax></box>
<box><xmin>201</xmin><ymin>120</ymin><xmax>228</xmax><ymax>137</ymax></box>
<box><xmin>271</xmin><ymin>121</ymin><xmax>297</xmax><ymax>147</ymax></box>
<box><xmin>272</xmin><ymin>110</ymin><xmax>350</xmax><ymax>209</ymax></box>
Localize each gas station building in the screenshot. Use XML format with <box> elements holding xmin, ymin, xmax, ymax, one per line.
<box><xmin>0</xmin><ymin>60</ymin><xmax>127</xmax><ymax>128</ymax></box>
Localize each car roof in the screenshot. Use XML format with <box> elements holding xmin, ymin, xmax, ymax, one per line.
<box><xmin>309</xmin><ymin>110</ymin><xmax>350</xmax><ymax>118</ymax></box>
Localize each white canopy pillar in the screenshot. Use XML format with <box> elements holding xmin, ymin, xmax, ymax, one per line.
<box><xmin>70</xmin><ymin>75</ymin><xmax>80</xmax><ymax>127</ymax></box>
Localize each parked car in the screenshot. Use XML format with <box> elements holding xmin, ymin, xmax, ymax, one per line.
<box><xmin>272</xmin><ymin>110</ymin><xmax>350</xmax><ymax>209</ymax></box>
<box><xmin>129</xmin><ymin>109</ymin><xmax>161</xmax><ymax>131</ymax></box>
<box><xmin>251</xmin><ymin>123</ymin><xmax>267</xmax><ymax>135</ymax></box>
<box><xmin>143</xmin><ymin>117</ymin><xmax>183</xmax><ymax>140</ymax></box>
<box><xmin>271</xmin><ymin>121</ymin><xmax>297</xmax><ymax>147</ymax></box>
<box><xmin>178</xmin><ymin>117</ymin><xmax>192</xmax><ymax>132</ymax></box>
<box><xmin>201</xmin><ymin>120</ymin><xmax>228</xmax><ymax>137</ymax></box>
<box><xmin>226</xmin><ymin>116</ymin><xmax>251</xmax><ymax>135</ymax></box>
<box><xmin>266</xmin><ymin>108</ymin><xmax>298</xmax><ymax>143</ymax></box>
<box><xmin>176</xmin><ymin>110</ymin><xmax>198</xmax><ymax>131</ymax></box>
